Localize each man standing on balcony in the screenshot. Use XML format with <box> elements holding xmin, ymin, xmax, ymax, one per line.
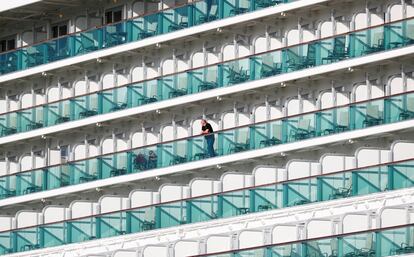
<box><xmin>201</xmin><ymin>119</ymin><xmax>216</xmax><ymax>157</ymax></box>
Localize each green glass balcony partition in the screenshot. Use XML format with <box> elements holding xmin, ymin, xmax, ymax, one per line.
<box><xmin>0</xmin><ymin>0</ymin><xmax>289</xmax><ymax>76</ymax></box>
<box><xmin>1</xmin><ymin>158</ymin><xmax>414</xmax><ymax>255</ymax></box>
<box><xmin>1</xmin><ymin>91</ymin><xmax>414</xmax><ymax>200</ymax></box>
<box><xmin>1</xmin><ymin>17</ymin><xmax>414</xmax><ymax>138</ymax></box>
<box><xmin>200</xmin><ymin>224</ymin><xmax>414</xmax><ymax>257</ymax></box>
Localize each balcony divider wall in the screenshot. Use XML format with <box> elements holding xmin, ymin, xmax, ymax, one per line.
<box><xmin>0</xmin><ymin>157</ymin><xmax>414</xmax><ymax>254</ymax></box>
<box><xmin>0</xmin><ymin>90</ymin><xmax>413</xmax><ymax>200</ymax></box>
<box><xmin>1</xmin><ymin>17</ymin><xmax>413</xmax><ymax>138</ymax></box>
<box><xmin>0</xmin><ymin>0</ymin><xmax>294</xmax><ymax>75</ymax></box>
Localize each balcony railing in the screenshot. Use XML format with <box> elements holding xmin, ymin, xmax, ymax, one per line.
<box><xmin>0</xmin><ymin>90</ymin><xmax>413</xmax><ymax>201</ymax></box>
<box><xmin>195</xmin><ymin>222</ymin><xmax>414</xmax><ymax>257</ymax></box>
<box><xmin>0</xmin><ymin>157</ymin><xmax>413</xmax><ymax>254</ymax></box>
<box><xmin>0</xmin><ymin>0</ymin><xmax>294</xmax><ymax>76</ymax></box>
<box><xmin>1</xmin><ymin>17</ymin><xmax>413</xmax><ymax>138</ymax></box>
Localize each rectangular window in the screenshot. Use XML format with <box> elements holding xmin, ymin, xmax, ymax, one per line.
<box><xmin>51</xmin><ymin>23</ymin><xmax>68</xmax><ymax>38</ymax></box>
<box><xmin>0</xmin><ymin>37</ymin><xmax>16</xmax><ymax>52</ymax></box>
<box><xmin>105</xmin><ymin>7</ymin><xmax>123</xmax><ymax>24</ymax></box>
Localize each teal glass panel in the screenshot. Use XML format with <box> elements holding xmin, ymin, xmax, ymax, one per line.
<box><xmin>193</xmin><ymin>0</ymin><xmax>219</xmax><ymax>25</ymax></box>
<box><xmin>342</xmin><ymin>232</ymin><xmax>376</xmax><ymax>257</ymax></box>
<box><xmin>222</xmin><ymin>58</ymin><xmax>250</xmax><ymax>87</ymax></box>
<box><xmin>268</xmin><ymin>243</ymin><xmax>302</xmax><ymax>257</ymax></box>
<box><xmin>45</xmin><ymin>100</ymin><xmax>71</xmax><ymax>126</ymax></box>
<box><xmin>252</xmin><ymin>50</ymin><xmax>283</xmax><ymax>80</ymax></box>
<box><xmin>15</xmin><ymin>228</ymin><xmax>40</xmax><ymax>252</ymax></box>
<box><xmin>189</xmin><ymin>65</ymin><xmax>219</xmax><ymax>94</ymax></box>
<box><xmin>378</xmin><ymin>226</ymin><xmax>414</xmax><ymax>256</ymax></box>
<box><xmin>0</xmin><ymin>175</ymin><xmax>16</xmax><ymax>199</ymax></box>
<box><xmin>97</xmin><ymin>212</ymin><xmax>127</xmax><ymax>238</ymax></box>
<box><xmin>156</xmin><ymin>201</ymin><xmax>187</xmax><ymax>228</ymax></box>
<box><xmin>303</xmin><ymin>238</ymin><xmax>338</xmax><ymax>257</ymax></box>
<box><xmin>131</xmin><ymin>146</ymin><xmax>158</xmax><ymax>172</ymax></box>
<box><xmin>318</xmin><ymin>172</ymin><xmax>352</xmax><ymax>201</ymax></box>
<box><xmin>74</xmin><ymin>28</ymin><xmax>102</xmax><ymax>54</ymax></box>
<box><xmin>71</xmin><ymin>159</ymin><xmax>99</xmax><ymax>184</ymax></box>
<box><xmin>286</xmin><ymin>113</ymin><xmax>316</xmax><ymax>143</ymax></box>
<box><xmin>71</xmin><ymin>94</ymin><xmax>99</xmax><ymax>120</ymax></box>
<box><xmin>220</xmin><ymin>189</ymin><xmax>250</xmax><ymax>218</ymax></box>
<box><xmin>0</xmin><ymin>232</ymin><xmax>12</xmax><ymax>254</ymax></box>
<box><xmin>188</xmin><ymin>136</ymin><xmax>208</xmax><ymax>161</ymax></box>
<box><xmin>103</xmin><ymin>23</ymin><xmax>127</xmax><ymax>48</ymax></box>
<box><xmin>251</xmin><ymin>184</ymin><xmax>282</xmax><ymax>212</ymax></box>
<box><xmin>100</xmin><ymin>152</ymin><xmax>128</xmax><ymax>179</ymax></box>
<box><xmin>391</xmin><ymin>161</ymin><xmax>414</xmax><ymax>190</ymax></box>
<box><xmin>284</xmin><ymin>178</ymin><xmax>317</xmax><ymax>207</ymax></box>
<box><xmin>67</xmin><ymin>217</ymin><xmax>96</xmax><ymax>243</ymax></box>
<box><xmin>40</xmin><ymin>222</ymin><xmax>65</xmax><ymax>248</ymax></box>
<box><xmin>128</xmin><ymin>82</ymin><xmax>146</xmax><ymax>107</ymax></box>
<box><xmin>353</xmin><ymin>166</ymin><xmax>387</xmax><ymax>196</ymax></box>
<box><xmin>187</xmin><ymin>195</ymin><xmax>219</xmax><ymax>223</ymax></box>
<box><xmin>18</xmin><ymin>106</ymin><xmax>44</xmax><ymax>133</ymax></box>
<box><xmin>101</xmin><ymin>86</ymin><xmax>128</xmax><ymax>113</ymax></box>
<box><xmin>126</xmin><ymin>206</ymin><xmax>156</xmax><ymax>233</ymax></box>
<box><xmin>351</xmin><ymin>98</ymin><xmax>384</xmax><ymax>130</ymax></box>
<box><xmin>16</xmin><ymin>169</ymin><xmax>43</xmax><ymax>196</ymax></box>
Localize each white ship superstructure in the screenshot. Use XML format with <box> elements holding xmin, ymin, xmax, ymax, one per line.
<box><xmin>0</xmin><ymin>0</ymin><xmax>414</xmax><ymax>256</ymax></box>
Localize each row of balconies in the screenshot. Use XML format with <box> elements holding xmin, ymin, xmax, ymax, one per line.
<box><xmin>0</xmin><ymin>16</ymin><xmax>413</xmax><ymax>139</ymax></box>
<box><xmin>0</xmin><ymin>90</ymin><xmax>413</xmax><ymax>201</ymax></box>
<box><xmin>0</xmin><ymin>0</ymin><xmax>294</xmax><ymax>76</ymax></box>
<box><xmin>0</xmin><ymin>140</ymin><xmax>411</xmax><ymax>255</ymax></box>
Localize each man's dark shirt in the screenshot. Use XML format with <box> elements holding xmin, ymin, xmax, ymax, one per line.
<box><xmin>202</xmin><ymin>123</ymin><xmax>214</xmax><ymax>138</ymax></box>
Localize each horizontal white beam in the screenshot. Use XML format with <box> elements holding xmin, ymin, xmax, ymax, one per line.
<box><xmin>0</xmin><ymin>0</ymin><xmax>42</xmax><ymax>13</ymax></box>
<box><xmin>0</xmin><ymin>0</ymin><xmax>330</xmax><ymax>84</ymax></box>
<box><xmin>0</xmin><ymin>45</ymin><xmax>413</xmax><ymax>146</ymax></box>
<box><xmin>5</xmin><ymin>186</ymin><xmax>414</xmax><ymax>257</ymax></box>
<box><xmin>0</xmin><ymin>117</ymin><xmax>412</xmax><ymax>208</ymax></box>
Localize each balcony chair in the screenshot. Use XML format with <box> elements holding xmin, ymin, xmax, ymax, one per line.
<box><xmin>141</xmin><ymin>220</ymin><xmax>156</xmax><ymax>231</ymax></box>
<box><xmin>21</xmin><ymin>244</ymin><xmax>40</xmax><ymax>251</ymax></box>
<box><xmin>324</xmin><ymin>112</ymin><xmax>349</xmax><ymax>134</ymax></box>
<box><xmin>329</xmin><ymin>183</ymin><xmax>352</xmax><ymax>200</ymax></box>
<box><xmin>168</xmin><ymin>16</ymin><xmax>189</xmax><ymax>32</ymax></box>
<box><xmin>227</xmin><ymin>66</ymin><xmax>249</xmax><ymax>85</ymax></box>
<box><xmin>228</xmin><ymin>131</ymin><xmax>250</xmax><ymax>153</ymax></box>
<box><xmin>138</xmin><ymin>95</ymin><xmax>158</xmax><ymax>105</ymax></box>
<box><xmin>55</xmin><ymin>115</ymin><xmax>70</xmax><ymax>124</ymax></box>
<box><xmin>110</xmin><ymin>102</ymin><xmax>128</xmax><ymax>111</ymax></box>
<box><xmin>76</xmin><ymin>35</ymin><xmax>99</xmax><ymax>54</ymax></box>
<box><xmin>396</xmin><ymin>243</ymin><xmax>414</xmax><ymax>254</ymax></box>
<box><xmin>79</xmin><ymin>108</ymin><xmax>98</xmax><ymax>118</ymax></box>
<box><xmin>26</xmin><ymin>120</ymin><xmax>43</xmax><ymax>130</ymax></box>
<box><xmin>170</xmin><ymin>155</ymin><xmax>187</xmax><ymax>165</ymax></box>
<box><xmin>236</xmin><ymin>207</ymin><xmax>250</xmax><ymax>215</ymax></box>
<box><xmin>110</xmin><ymin>167</ymin><xmax>127</xmax><ymax>177</ymax></box>
<box><xmin>399</xmin><ymin>100</ymin><xmax>414</xmax><ymax>120</ymax></box>
<box><xmin>257</xmin><ymin>204</ymin><xmax>273</xmax><ymax>211</ymax></box>
<box><xmin>198</xmin><ymin>70</ymin><xmax>218</xmax><ymax>92</ymax></box>
<box><xmin>255</xmin><ymin>0</ymin><xmax>283</xmax><ymax>8</ymax></box>
<box><xmin>322</xmin><ymin>36</ymin><xmax>349</xmax><ymax>63</ymax></box>
<box><xmin>293</xmin><ymin>198</ymin><xmax>311</xmax><ymax>206</ymax></box>
<box><xmin>291</xmin><ymin>119</ymin><xmax>315</xmax><ymax>140</ymax></box>
<box><xmin>261</xmin><ymin>55</ymin><xmax>282</xmax><ymax>78</ymax></box>
<box><xmin>0</xmin><ymin>188</ymin><xmax>16</xmax><ymax>198</ymax></box>
<box><xmin>168</xmin><ymin>88</ymin><xmax>187</xmax><ymax>98</ymax></box>
<box><xmin>1</xmin><ymin>126</ymin><xmax>17</xmax><ymax>136</ymax></box>
<box><xmin>79</xmin><ymin>172</ymin><xmax>98</xmax><ymax>183</ymax></box>
<box><xmin>362</xmin><ymin>105</ymin><xmax>383</xmax><ymax>127</ymax></box>
<box><xmin>198</xmin><ymin>5</ymin><xmax>218</xmax><ymax>23</ymax></box>
<box><xmin>363</xmin><ymin>33</ymin><xmax>385</xmax><ymax>54</ymax></box>
<box><xmin>23</xmin><ymin>185</ymin><xmax>42</xmax><ymax>194</ymax></box>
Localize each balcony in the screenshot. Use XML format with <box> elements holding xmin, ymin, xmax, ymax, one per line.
<box><xmin>0</xmin><ymin>90</ymin><xmax>413</xmax><ymax>201</ymax></box>
<box><xmin>0</xmin><ymin>0</ymin><xmax>294</xmax><ymax>76</ymax></box>
<box><xmin>1</xmin><ymin>17</ymin><xmax>413</xmax><ymax>139</ymax></box>
<box><xmin>0</xmin><ymin>155</ymin><xmax>413</xmax><ymax>255</ymax></box>
<box><xmin>195</xmin><ymin>223</ymin><xmax>414</xmax><ymax>257</ymax></box>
